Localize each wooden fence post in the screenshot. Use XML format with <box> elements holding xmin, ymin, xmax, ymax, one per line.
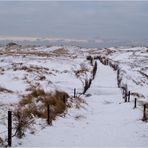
<box><xmin>133</xmin><ymin>98</ymin><xmax>137</xmax><ymax>109</ymax></box>
<box><xmin>47</xmin><ymin>105</ymin><xmax>52</xmax><ymax>125</ymax></box>
<box><xmin>8</xmin><ymin>111</ymin><xmax>12</xmax><ymax>147</ymax></box>
<box><xmin>74</xmin><ymin>88</ymin><xmax>76</xmax><ymax>98</ymax></box>
<box><xmin>124</xmin><ymin>91</ymin><xmax>127</xmax><ymax>102</ymax></box>
<box><xmin>142</xmin><ymin>104</ymin><xmax>147</xmax><ymax>121</ymax></box>
<box><xmin>128</xmin><ymin>91</ymin><xmax>130</xmax><ymax>102</ymax></box>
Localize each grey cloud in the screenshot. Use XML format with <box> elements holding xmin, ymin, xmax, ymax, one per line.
<box><xmin>0</xmin><ymin>1</ymin><xmax>148</xmax><ymax>41</ymax></box>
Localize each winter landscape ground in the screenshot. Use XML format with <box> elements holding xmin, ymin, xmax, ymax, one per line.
<box><xmin>0</xmin><ymin>43</ymin><xmax>148</xmax><ymax>147</ymax></box>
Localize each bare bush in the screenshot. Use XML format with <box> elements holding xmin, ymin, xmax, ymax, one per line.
<box><xmin>74</xmin><ymin>61</ymin><xmax>98</xmax><ymax>95</ymax></box>
<box><xmin>13</xmin><ymin>107</ymin><xmax>34</xmax><ymax>139</ymax></box>
<box><xmin>82</xmin><ymin>78</ymin><xmax>92</xmax><ymax>94</ymax></box>
<box><xmin>108</xmin><ymin>61</ymin><xmax>118</xmax><ymax>71</ymax></box>
<box><xmin>97</xmin><ymin>56</ymin><xmax>108</xmax><ymax>65</ymax></box>
<box><xmin>86</xmin><ymin>55</ymin><xmax>93</xmax><ymax>66</ymax></box>
<box><xmin>74</xmin><ymin>63</ymin><xmax>89</xmax><ymax>79</ymax></box>
<box><xmin>73</xmin><ymin>63</ymin><xmax>93</xmax><ymax>94</ymax></box>
<box><xmin>82</xmin><ymin>79</ymin><xmax>89</xmax><ymax>94</ymax></box>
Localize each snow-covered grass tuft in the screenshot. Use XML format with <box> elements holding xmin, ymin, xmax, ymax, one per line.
<box><xmin>12</xmin><ymin>87</ymin><xmax>69</xmax><ymax>139</ymax></box>
<box><xmin>18</xmin><ymin>88</ymin><xmax>69</xmax><ymax>121</ymax></box>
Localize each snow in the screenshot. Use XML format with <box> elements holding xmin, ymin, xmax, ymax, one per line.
<box><xmin>0</xmin><ymin>45</ymin><xmax>148</xmax><ymax>147</ymax></box>
<box><xmin>13</xmin><ymin>61</ymin><xmax>148</xmax><ymax>147</ymax></box>
<box><xmin>96</xmin><ymin>47</ymin><xmax>148</xmax><ymax>99</ymax></box>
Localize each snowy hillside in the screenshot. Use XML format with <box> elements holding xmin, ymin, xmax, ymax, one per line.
<box><xmin>93</xmin><ymin>47</ymin><xmax>148</xmax><ymax>100</ymax></box>
<box><xmin>0</xmin><ymin>44</ymin><xmax>148</xmax><ymax>147</ymax></box>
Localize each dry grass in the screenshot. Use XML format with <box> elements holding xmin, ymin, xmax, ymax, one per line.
<box><xmin>13</xmin><ymin>107</ymin><xmax>34</xmax><ymax>138</ymax></box>
<box><xmin>38</xmin><ymin>75</ymin><xmax>46</xmax><ymax>81</ymax></box>
<box><xmin>109</xmin><ymin>62</ymin><xmax>118</xmax><ymax>71</ymax></box>
<box><xmin>73</xmin><ymin>63</ymin><xmax>95</xmax><ymax>94</ymax></box>
<box><xmin>131</xmin><ymin>92</ymin><xmax>144</xmax><ymax>98</ymax></box>
<box><xmin>12</xmin><ymin>64</ymin><xmax>49</xmax><ymax>74</ymax></box>
<box><xmin>74</xmin><ymin>64</ymin><xmax>89</xmax><ymax>78</ymax></box>
<box><xmin>13</xmin><ymin>87</ymin><xmax>69</xmax><ymax>138</ymax></box>
<box><xmin>69</xmin><ymin>96</ymin><xmax>86</xmax><ymax>109</ymax></box>
<box><xmin>18</xmin><ymin>87</ymin><xmax>69</xmax><ymax>121</ymax></box>
<box><xmin>96</xmin><ymin>56</ymin><xmax>108</xmax><ymax>65</ymax></box>
<box><xmin>0</xmin><ymin>86</ymin><xmax>13</xmax><ymax>93</ymax></box>
<box><xmin>73</xmin><ymin>64</ymin><xmax>92</xmax><ymax>94</ymax></box>
<box><xmin>0</xmin><ymin>50</ymin><xmax>53</xmax><ymax>57</ymax></box>
<box><xmin>52</xmin><ymin>48</ymin><xmax>69</xmax><ymax>55</ymax></box>
<box><xmin>105</xmin><ymin>48</ymin><xmax>116</xmax><ymax>55</ymax></box>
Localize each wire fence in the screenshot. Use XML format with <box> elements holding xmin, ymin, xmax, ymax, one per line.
<box><xmin>0</xmin><ymin>84</ymin><xmax>147</xmax><ymax>147</ymax></box>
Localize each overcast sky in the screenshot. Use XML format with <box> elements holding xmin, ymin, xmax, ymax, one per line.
<box><xmin>0</xmin><ymin>1</ymin><xmax>148</xmax><ymax>41</ymax></box>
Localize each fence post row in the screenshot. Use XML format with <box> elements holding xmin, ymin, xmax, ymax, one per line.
<box><xmin>8</xmin><ymin>111</ymin><xmax>12</xmax><ymax>147</ymax></box>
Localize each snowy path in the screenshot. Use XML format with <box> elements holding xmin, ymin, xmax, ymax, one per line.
<box><xmin>15</xmin><ymin>61</ymin><xmax>148</xmax><ymax>147</ymax></box>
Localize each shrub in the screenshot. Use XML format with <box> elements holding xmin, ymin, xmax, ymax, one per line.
<box><xmin>73</xmin><ymin>63</ymin><xmax>92</xmax><ymax>94</ymax></box>
<box><xmin>19</xmin><ymin>88</ymin><xmax>69</xmax><ymax>121</ymax></box>
<box><xmin>82</xmin><ymin>78</ymin><xmax>92</xmax><ymax>94</ymax></box>
<box><xmin>13</xmin><ymin>107</ymin><xmax>34</xmax><ymax>139</ymax></box>
<box><xmin>74</xmin><ymin>63</ymin><xmax>89</xmax><ymax>79</ymax></box>
<box><xmin>86</xmin><ymin>55</ymin><xmax>93</xmax><ymax>66</ymax></box>
<box><xmin>14</xmin><ymin>88</ymin><xmax>69</xmax><ymax>138</ymax></box>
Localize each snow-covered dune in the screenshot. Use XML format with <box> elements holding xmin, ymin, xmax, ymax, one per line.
<box><xmin>0</xmin><ymin>45</ymin><xmax>148</xmax><ymax>147</ymax></box>
<box><xmin>91</xmin><ymin>47</ymin><xmax>148</xmax><ymax>100</ymax></box>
